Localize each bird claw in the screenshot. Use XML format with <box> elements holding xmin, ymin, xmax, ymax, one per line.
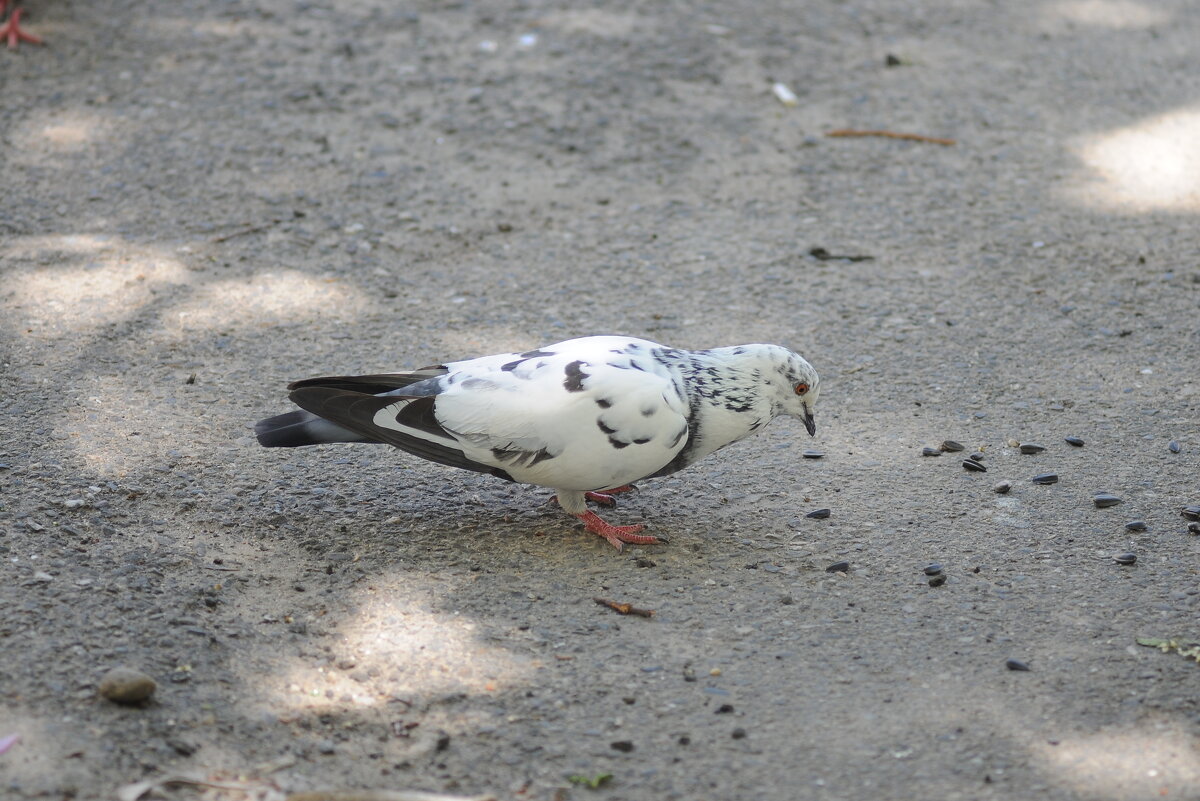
<box><xmin>583</xmin><ymin>485</ymin><xmax>637</xmax><ymax>507</ymax></box>
<box><xmin>0</xmin><ymin>7</ymin><xmax>42</xmax><ymax>49</ymax></box>
<box><xmin>576</xmin><ymin>511</ymin><xmax>660</xmax><ymax>551</ymax></box>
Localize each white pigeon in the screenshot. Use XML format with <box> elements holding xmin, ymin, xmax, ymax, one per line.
<box><xmin>255</xmin><ymin>335</ymin><xmax>820</xmax><ymax>550</ymax></box>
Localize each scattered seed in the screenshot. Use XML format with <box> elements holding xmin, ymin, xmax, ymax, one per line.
<box><xmin>825</xmin><ymin>560</ymin><xmax>850</xmax><ymax>573</ymax></box>
<box><xmin>1064</xmin><ymin>437</ymin><xmax>1085</xmax><ymax>447</ymax></box>
<box><xmin>806</xmin><ymin>508</ymin><xmax>831</xmax><ymax>519</ymax></box>
<box><xmin>1031</xmin><ymin>473</ymin><xmax>1058</xmax><ymax>485</ymax></box>
<box><xmin>1113</xmin><ymin>552</ymin><xmax>1137</xmax><ymax>565</ymax></box>
<box><xmin>731</xmin><ymin>728</ymin><xmax>747</xmax><ymax>739</ymax></box>
<box><xmin>927</xmin><ymin>574</ymin><xmax>946</xmax><ymax>587</ymax></box>
<box><xmin>715</xmin><ymin>703</ymin><xmax>734</xmax><ymax>714</ymax></box>
<box><xmin>802</xmin><ymin>450</ymin><xmax>825</xmax><ymax>459</ymax></box>
<box><xmin>1188</xmin><ymin>522</ymin><xmax>1200</xmax><ymax>535</ymax></box>
<box><xmin>1019</xmin><ymin>444</ymin><xmax>1046</xmax><ymax>454</ymax></box>
<box><xmin>962</xmin><ymin>459</ymin><xmax>987</xmax><ymax>473</ymax></box>
<box><xmin>940</xmin><ymin>440</ymin><xmax>965</xmax><ymax>453</ymax></box>
<box><xmin>1005</xmin><ymin>658</ymin><xmax>1031</xmax><ymax>671</ymax></box>
<box><xmin>1168</xmin><ymin>440</ymin><xmax>1182</xmax><ymax>454</ymax></box>
<box><xmin>993</xmin><ymin>481</ymin><xmax>1012</xmax><ymax>494</ymax></box>
<box><xmin>1181</xmin><ymin>506</ymin><xmax>1200</xmax><ymax>522</ymax></box>
<box><xmin>923</xmin><ymin>563</ymin><xmax>943</xmax><ymax>576</ymax></box>
<box><xmin>968</xmin><ymin>452</ymin><xmax>985</xmax><ymax>462</ymax></box>
<box><xmin>921</xmin><ymin>447</ymin><xmax>942</xmax><ymax>457</ymax></box>
<box><xmin>1124</xmin><ymin>520</ymin><xmax>1147</xmax><ymax>532</ymax></box>
<box><xmin>610</xmin><ymin>740</ymin><xmax>635</xmax><ymax>753</ymax></box>
<box><xmin>1093</xmin><ymin>493</ymin><xmax>1123</xmax><ymax>508</ymax></box>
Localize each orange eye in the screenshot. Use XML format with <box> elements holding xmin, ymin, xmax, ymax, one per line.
<box><xmin>794</xmin><ymin>382</ymin><xmax>809</xmax><ymax>396</ymax></box>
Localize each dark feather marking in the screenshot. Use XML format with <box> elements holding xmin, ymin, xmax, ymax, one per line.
<box><xmin>500</xmin><ymin>359</ymin><xmax>523</xmax><ymax>372</ymax></box>
<box><xmin>629</xmin><ymin>360</ymin><xmax>647</xmax><ymax>372</ymax></box>
<box><xmin>563</xmin><ymin>360</ymin><xmax>587</xmax><ymax>392</ymax></box>
<box><xmin>640</xmin><ymin>405</ymin><xmax>656</xmax><ymax>417</ymax></box>
<box><xmin>668</xmin><ymin>422</ymin><xmax>688</xmax><ymax>448</ymax></box>
<box><xmin>521</xmin><ymin>349</ymin><xmax>556</xmax><ymax>359</ymax></box>
<box><xmin>609</xmin><ymin>438</ymin><xmax>630</xmax><ymax>449</ymax></box>
<box><xmin>597</xmin><ymin>420</ymin><xmax>616</xmax><ymax>435</ymax></box>
<box><xmin>287</xmin><ymin>369</ymin><xmax>447</xmax><ymax>394</ymax></box>
<box><xmin>633</xmin><ymin>437</ymin><xmax>651</xmax><ymax>445</ymax></box>
<box><xmin>393</xmin><ymin>396</ymin><xmax>447</xmax><ymax>439</ymax></box>
<box><xmin>596</xmin><ymin>398</ymin><xmax>613</xmax><ymax>409</ymax></box>
<box><xmin>490</xmin><ymin>445</ymin><xmax>555</xmax><ymax>468</ymax></box>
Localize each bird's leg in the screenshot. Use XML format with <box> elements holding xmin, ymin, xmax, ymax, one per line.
<box><xmin>0</xmin><ymin>7</ymin><xmax>42</xmax><ymax>49</ymax></box>
<box><xmin>583</xmin><ymin>484</ymin><xmax>637</xmax><ymax>507</ymax></box>
<box><xmin>575</xmin><ymin>511</ymin><xmax>660</xmax><ymax>552</ymax></box>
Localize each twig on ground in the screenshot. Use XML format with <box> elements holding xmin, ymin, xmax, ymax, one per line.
<box><xmin>594</xmin><ymin>597</ymin><xmax>655</xmax><ymax>618</ymax></box>
<box><xmin>825</xmin><ymin>129</ymin><xmax>956</xmax><ymax>146</ymax></box>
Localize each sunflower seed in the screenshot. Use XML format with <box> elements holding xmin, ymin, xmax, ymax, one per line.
<box><xmin>1019</xmin><ymin>443</ymin><xmax>1046</xmax><ymax>454</ymax></box>
<box><xmin>1188</xmin><ymin>522</ymin><xmax>1200</xmax><ymax>535</ymax></box>
<box><xmin>1168</xmin><ymin>440</ymin><xmax>1182</xmax><ymax>454</ymax></box>
<box><xmin>940</xmin><ymin>440</ymin><xmax>965</xmax><ymax>453</ymax></box>
<box><xmin>806</xmin><ymin>508</ymin><xmax>831</xmax><ymax>519</ymax></box>
<box><xmin>1005</xmin><ymin>658</ymin><xmax>1031</xmax><ymax>671</ymax></box>
<box><xmin>1124</xmin><ymin>520</ymin><xmax>1147</xmax><ymax>532</ymax></box>
<box><xmin>825</xmin><ymin>560</ymin><xmax>850</xmax><ymax>573</ymax></box>
<box><xmin>802</xmin><ymin>450</ymin><xmax>825</xmax><ymax>459</ymax></box>
<box><xmin>1113</xmin><ymin>552</ymin><xmax>1137</xmax><ymax>565</ymax></box>
<box><xmin>1181</xmin><ymin>506</ymin><xmax>1200</xmax><ymax>522</ymax></box>
<box><xmin>923</xmin><ymin>563</ymin><xmax>943</xmax><ymax>576</ymax></box>
<box><xmin>1064</xmin><ymin>437</ymin><xmax>1085</xmax><ymax>447</ymax></box>
<box><xmin>1031</xmin><ymin>473</ymin><xmax>1058</xmax><ymax>485</ymax></box>
<box><xmin>968</xmin><ymin>452</ymin><xmax>985</xmax><ymax>462</ymax></box>
<box><xmin>921</xmin><ymin>447</ymin><xmax>942</xmax><ymax>457</ymax></box>
<box><xmin>993</xmin><ymin>480</ymin><xmax>1012</xmax><ymax>494</ymax></box>
<box><xmin>1093</xmin><ymin>493</ymin><xmax>1122</xmax><ymax>508</ymax></box>
<box><xmin>962</xmin><ymin>460</ymin><xmax>987</xmax><ymax>473</ymax></box>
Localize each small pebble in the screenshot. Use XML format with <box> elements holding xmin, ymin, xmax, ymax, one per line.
<box><xmin>940</xmin><ymin>440</ymin><xmax>965</xmax><ymax>452</ymax></box>
<box><xmin>610</xmin><ymin>740</ymin><xmax>634</xmax><ymax>753</ymax></box>
<box><xmin>927</xmin><ymin>574</ymin><xmax>946</xmax><ymax>588</ymax></box>
<box><xmin>923</xmin><ymin>563</ymin><xmax>943</xmax><ymax>576</ymax></box>
<box><xmin>1019</xmin><ymin>444</ymin><xmax>1046</xmax><ymax>454</ymax></box>
<box><xmin>806</xmin><ymin>508</ymin><xmax>831</xmax><ymax>519</ymax></box>
<box><xmin>802</xmin><ymin>450</ymin><xmax>824</xmax><ymax>459</ymax></box>
<box><xmin>1187</xmin><ymin>522</ymin><xmax>1200</xmax><ymax>535</ymax></box>
<box><xmin>1005</xmin><ymin>658</ymin><xmax>1031</xmax><ymax>671</ymax></box>
<box><xmin>1064</xmin><ymin>437</ymin><xmax>1085</xmax><ymax>447</ymax></box>
<box><xmin>1093</xmin><ymin>493</ymin><xmax>1122</xmax><ymax>508</ymax></box>
<box><xmin>825</xmin><ymin>560</ymin><xmax>850</xmax><ymax>573</ymax></box>
<box><xmin>968</xmin><ymin>452</ymin><xmax>985</xmax><ymax>462</ymax></box>
<box><xmin>1031</xmin><ymin>473</ymin><xmax>1058</xmax><ymax>485</ymax></box>
<box><xmin>98</xmin><ymin>667</ymin><xmax>157</xmax><ymax>705</ymax></box>
<box><xmin>317</xmin><ymin>739</ymin><xmax>336</xmax><ymax>755</ymax></box>
<box><xmin>962</xmin><ymin>459</ymin><xmax>987</xmax><ymax>473</ymax></box>
<box><xmin>1124</xmin><ymin>520</ymin><xmax>1147</xmax><ymax>532</ymax></box>
<box><xmin>1113</xmin><ymin>552</ymin><xmax>1137</xmax><ymax>565</ymax></box>
<box><xmin>1168</xmin><ymin>440</ymin><xmax>1182</xmax><ymax>454</ymax></box>
<box><xmin>731</xmin><ymin>727</ymin><xmax>747</xmax><ymax>739</ymax></box>
<box><xmin>993</xmin><ymin>481</ymin><xmax>1012</xmax><ymax>494</ymax></box>
<box><xmin>921</xmin><ymin>447</ymin><xmax>942</xmax><ymax>457</ymax></box>
<box><xmin>1182</xmin><ymin>506</ymin><xmax>1200</xmax><ymax>522</ymax></box>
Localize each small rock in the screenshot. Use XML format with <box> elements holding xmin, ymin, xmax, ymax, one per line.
<box><xmin>1005</xmin><ymin>658</ymin><xmax>1031</xmax><ymax>671</ymax></box>
<box><xmin>610</xmin><ymin>740</ymin><xmax>635</xmax><ymax>753</ymax></box>
<box><xmin>731</xmin><ymin>727</ymin><xmax>747</xmax><ymax>739</ymax></box>
<box><xmin>940</xmin><ymin>440</ymin><xmax>965</xmax><ymax>453</ymax></box>
<box><xmin>1168</xmin><ymin>440</ymin><xmax>1182</xmax><ymax>454</ymax></box>
<box><xmin>1018</xmin><ymin>444</ymin><xmax>1046</xmax><ymax>454</ymax></box>
<box><xmin>884</xmin><ymin>53</ymin><xmax>902</xmax><ymax>67</ymax></box>
<box><xmin>802</xmin><ymin>450</ymin><xmax>824</xmax><ymax>459</ymax></box>
<box><xmin>993</xmin><ymin>481</ymin><xmax>1013</xmax><ymax>494</ymax></box>
<box><xmin>317</xmin><ymin>739</ymin><xmax>336</xmax><ymax>755</ymax></box>
<box><xmin>715</xmin><ymin>704</ymin><xmax>734</xmax><ymax>714</ymax></box>
<box><xmin>806</xmin><ymin>508</ymin><xmax>831</xmax><ymax>519</ymax></box>
<box><xmin>923</xmin><ymin>563</ymin><xmax>943</xmax><ymax>576</ymax></box>
<box><xmin>1124</xmin><ymin>520</ymin><xmax>1147</xmax><ymax>532</ymax></box>
<box><xmin>921</xmin><ymin>447</ymin><xmax>942</xmax><ymax>457</ymax></box>
<box><xmin>1187</xmin><ymin>522</ymin><xmax>1200</xmax><ymax>535</ymax></box>
<box><xmin>962</xmin><ymin>459</ymin><xmax>987</xmax><ymax>473</ymax></box>
<box><xmin>825</xmin><ymin>560</ymin><xmax>850</xmax><ymax>573</ymax></box>
<box><xmin>98</xmin><ymin>667</ymin><xmax>157</xmax><ymax>705</ymax></box>
<box><xmin>927</xmin><ymin>574</ymin><xmax>946</xmax><ymax>587</ymax></box>
<box><xmin>1031</xmin><ymin>473</ymin><xmax>1058</xmax><ymax>485</ymax></box>
<box><xmin>1064</xmin><ymin>436</ymin><xmax>1085</xmax><ymax>447</ymax></box>
<box><xmin>1113</xmin><ymin>552</ymin><xmax>1137</xmax><ymax>565</ymax></box>
<box><xmin>1093</xmin><ymin>493</ymin><xmax>1122</xmax><ymax>508</ymax></box>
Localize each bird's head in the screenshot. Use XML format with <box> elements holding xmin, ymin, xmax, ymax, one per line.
<box><xmin>773</xmin><ymin>349</ymin><xmax>820</xmax><ymax>437</ymax></box>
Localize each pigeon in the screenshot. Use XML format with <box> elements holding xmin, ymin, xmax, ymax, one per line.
<box><xmin>0</xmin><ymin>1</ymin><xmax>41</xmax><ymax>49</ymax></box>
<box><xmin>255</xmin><ymin>335</ymin><xmax>820</xmax><ymax>550</ymax></box>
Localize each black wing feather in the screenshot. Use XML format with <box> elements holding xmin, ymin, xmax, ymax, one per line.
<box><xmin>287</xmin><ymin>367</ymin><xmax>448</xmax><ymax>394</ymax></box>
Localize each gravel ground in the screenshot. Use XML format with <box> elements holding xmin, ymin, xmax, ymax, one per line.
<box><xmin>3</xmin><ymin>1</ymin><xmax>1200</xmax><ymax>799</ymax></box>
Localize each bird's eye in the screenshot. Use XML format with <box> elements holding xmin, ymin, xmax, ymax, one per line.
<box><xmin>794</xmin><ymin>382</ymin><xmax>809</xmax><ymax>396</ymax></box>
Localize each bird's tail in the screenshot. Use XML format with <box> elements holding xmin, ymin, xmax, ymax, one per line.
<box><xmin>254</xmin><ymin>409</ymin><xmax>376</xmax><ymax>448</ymax></box>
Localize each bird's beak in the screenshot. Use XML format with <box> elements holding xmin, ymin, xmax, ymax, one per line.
<box><xmin>802</xmin><ymin>410</ymin><xmax>816</xmax><ymax>437</ymax></box>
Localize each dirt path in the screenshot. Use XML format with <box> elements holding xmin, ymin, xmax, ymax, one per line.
<box><xmin>2</xmin><ymin>1</ymin><xmax>1199</xmax><ymax>799</ymax></box>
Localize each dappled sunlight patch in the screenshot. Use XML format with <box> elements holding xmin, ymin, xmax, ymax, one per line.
<box><xmin>1064</xmin><ymin>108</ymin><xmax>1200</xmax><ymax>212</ymax></box>
<box><xmin>167</xmin><ymin>270</ymin><xmax>374</xmax><ymax>333</ymax></box>
<box><xmin>1044</xmin><ymin>0</ymin><xmax>1170</xmax><ymax>30</ymax></box>
<box><xmin>7</xmin><ymin>108</ymin><xmax>121</xmax><ymax>162</ymax></box>
<box><xmin>1035</xmin><ymin>723</ymin><xmax>1200</xmax><ymax>799</ymax></box>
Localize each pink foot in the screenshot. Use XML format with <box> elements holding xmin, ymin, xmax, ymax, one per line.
<box><xmin>576</xmin><ymin>510</ymin><xmax>660</xmax><ymax>551</ymax></box>
<box><xmin>1</xmin><ymin>8</ymin><xmax>41</xmax><ymax>49</ymax></box>
<box><xmin>583</xmin><ymin>485</ymin><xmax>637</xmax><ymax>507</ymax></box>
